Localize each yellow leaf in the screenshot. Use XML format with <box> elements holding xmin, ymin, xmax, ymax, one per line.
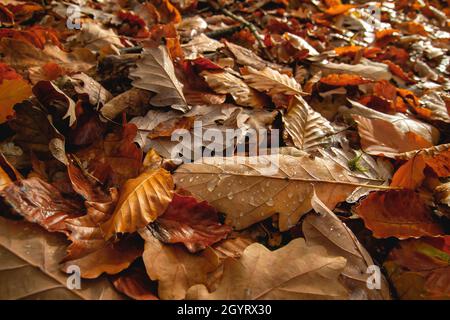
<box><xmin>0</xmin><ymin>79</ymin><xmax>32</xmax><ymax>123</ymax></box>
<box><xmin>101</xmin><ymin>168</ymin><xmax>174</xmax><ymax>239</ymax></box>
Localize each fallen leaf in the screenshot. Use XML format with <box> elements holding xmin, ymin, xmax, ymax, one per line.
<box><xmin>0</xmin><ymin>78</ymin><xmax>32</xmax><ymax>123</ymax></box>
<box><xmin>101</xmin><ymin>168</ymin><xmax>174</xmax><ymax>239</ymax></box>
<box><xmin>0</xmin><ymin>177</ymin><xmax>83</xmax><ymax>234</ymax></box>
<box><xmin>303</xmin><ymin>193</ymin><xmax>391</xmax><ymax>300</ymax></box>
<box><xmin>242</xmin><ymin>66</ymin><xmax>304</xmax><ymax>97</ymax></box>
<box><xmin>174</xmin><ymin>154</ymin><xmax>388</xmax><ymax>231</ymax></box>
<box><xmin>201</xmin><ymin>70</ymin><xmax>267</xmax><ymax>108</ymax></box>
<box><xmin>140</xmin><ymin>228</ymin><xmax>220</xmax><ymax>300</ymax></box>
<box><xmin>130</xmin><ymin>45</ymin><xmax>189</xmax><ymax>112</ymax></box>
<box><xmin>283</xmin><ymin>95</ymin><xmax>334</xmax><ymax>151</ymax></box>
<box><xmin>147</xmin><ymin>193</ymin><xmax>232</xmax><ymax>253</ymax></box>
<box><xmin>384</xmin><ymin>237</ymin><xmax>450</xmax><ymax>299</ymax></box>
<box><xmin>355</xmin><ymin>190</ymin><xmax>443</xmax><ymax>239</ymax></box>
<box><xmin>186</xmin><ymin>238</ymin><xmax>348</xmax><ymax>299</ymax></box>
<box><xmin>320</xmin><ymin>74</ymin><xmax>372</xmax><ymax>86</ymax></box>
<box><xmin>0</xmin><ymin>216</ymin><xmax>124</xmax><ymax>299</ymax></box>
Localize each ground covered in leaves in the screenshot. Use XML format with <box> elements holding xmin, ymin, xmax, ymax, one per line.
<box><xmin>0</xmin><ymin>0</ymin><xmax>449</xmax><ymax>300</ymax></box>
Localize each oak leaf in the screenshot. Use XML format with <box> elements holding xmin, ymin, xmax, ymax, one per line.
<box><xmin>186</xmin><ymin>238</ymin><xmax>348</xmax><ymax>299</ymax></box>
<box><xmin>0</xmin><ymin>216</ymin><xmax>124</xmax><ymax>299</ymax></box>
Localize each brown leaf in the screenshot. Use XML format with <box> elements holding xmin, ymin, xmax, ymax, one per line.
<box><xmin>384</xmin><ymin>237</ymin><xmax>450</xmax><ymax>299</ymax></box>
<box><xmin>0</xmin><ymin>216</ymin><xmax>124</xmax><ymax>299</ymax></box>
<box><xmin>174</xmin><ymin>154</ymin><xmax>388</xmax><ymax>231</ymax></box>
<box><xmin>147</xmin><ymin>193</ymin><xmax>232</xmax><ymax>253</ymax></box>
<box><xmin>355</xmin><ymin>190</ymin><xmax>443</xmax><ymax>239</ymax></box>
<box><xmin>75</xmin><ymin>123</ymin><xmax>143</xmax><ymax>187</ymax></box>
<box><xmin>303</xmin><ymin>193</ymin><xmax>391</xmax><ymax>300</ymax></box>
<box><xmin>320</xmin><ymin>74</ymin><xmax>372</xmax><ymax>86</ymax></box>
<box><xmin>61</xmin><ymin>164</ymin><xmax>143</xmax><ymax>279</ymax></box>
<box><xmin>101</xmin><ymin>168</ymin><xmax>174</xmax><ymax>239</ymax></box>
<box><xmin>186</xmin><ymin>238</ymin><xmax>348</xmax><ymax>300</ymax></box>
<box><xmin>140</xmin><ymin>228</ymin><xmax>220</xmax><ymax>300</ymax></box>
<box><xmin>0</xmin><ymin>177</ymin><xmax>83</xmax><ymax>234</ymax></box>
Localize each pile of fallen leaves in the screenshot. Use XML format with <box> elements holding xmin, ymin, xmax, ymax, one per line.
<box><xmin>0</xmin><ymin>0</ymin><xmax>449</xmax><ymax>300</ymax></box>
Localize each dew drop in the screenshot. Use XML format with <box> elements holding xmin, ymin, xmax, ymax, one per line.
<box><xmin>266</xmin><ymin>198</ymin><xmax>274</xmax><ymax>206</ymax></box>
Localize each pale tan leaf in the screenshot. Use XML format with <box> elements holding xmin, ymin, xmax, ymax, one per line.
<box><xmin>174</xmin><ymin>155</ymin><xmax>389</xmax><ymax>231</ymax></box>
<box><xmin>0</xmin><ymin>217</ymin><xmax>123</xmax><ymax>300</ymax></box>
<box><xmin>303</xmin><ymin>193</ymin><xmax>391</xmax><ymax>300</ymax></box>
<box><xmin>181</xmin><ymin>33</ymin><xmax>224</xmax><ymax>59</ymax></box>
<box><xmin>130</xmin><ymin>45</ymin><xmax>189</xmax><ymax>112</ymax></box>
<box><xmin>283</xmin><ymin>95</ymin><xmax>334</xmax><ymax>151</ymax></box>
<box><xmin>140</xmin><ymin>228</ymin><xmax>220</xmax><ymax>300</ymax></box>
<box><xmin>101</xmin><ymin>168</ymin><xmax>174</xmax><ymax>239</ymax></box>
<box><xmin>186</xmin><ymin>238</ymin><xmax>348</xmax><ymax>300</ymax></box>
<box><xmin>242</xmin><ymin>66</ymin><xmax>304</xmax><ymax>97</ymax></box>
<box><xmin>201</xmin><ymin>70</ymin><xmax>266</xmax><ymax>108</ymax></box>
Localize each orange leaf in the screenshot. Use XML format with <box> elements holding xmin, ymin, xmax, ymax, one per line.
<box><xmin>355</xmin><ymin>190</ymin><xmax>443</xmax><ymax>239</ymax></box>
<box><xmin>334</xmin><ymin>45</ymin><xmax>363</xmax><ymax>57</ymax></box>
<box><xmin>391</xmin><ymin>155</ymin><xmax>426</xmax><ymax>189</ymax></box>
<box><xmin>324</xmin><ymin>4</ymin><xmax>356</xmax><ymax>16</ymax></box>
<box><xmin>320</xmin><ymin>74</ymin><xmax>371</xmax><ymax>86</ymax></box>
<box><xmin>384</xmin><ymin>60</ymin><xmax>412</xmax><ymax>82</ymax></box>
<box><xmin>0</xmin><ymin>78</ymin><xmax>32</xmax><ymax>123</ymax></box>
<box><xmin>424</xmin><ymin>149</ymin><xmax>450</xmax><ymax>178</ymax></box>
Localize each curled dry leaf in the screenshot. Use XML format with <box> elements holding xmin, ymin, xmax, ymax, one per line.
<box><xmin>147</xmin><ymin>193</ymin><xmax>232</xmax><ymax>253</ymax></box>
<box><xmin>0</xmin><ymin>177</ymin><xmax>83</xmax><ymax>234</ymax></box>
<box><xmin>101</xmin><ymin>88</ymin><xmax>152</xmax><ymax>120</ymax></box>
<box><xmin>283</xmin><ymin>95</ymin><xmax>334</xmax><ymax>151</ymax></box>
<box><xmin>174</xmin><ymin>154</ymin><xmax>388</xmax><ymax>231</ymax></box>
<box><xmin>130</xmin><ymin>45</ymin><xmax>189</xmax><ymax>112</ymax></box>
<box><xmin>101</xmin><ymin>168</ymin><xmax>174</xmax><ymax>239</ymax></box>
<box><xmin>61</xmin><ymin>164</ymin><xmax>143</xmax><ymax>279</ymax></box>
<box><xmin>186</xmin><ymin>238</ymin><xmax>348</xmax><ymax>300</ymax></box>
<box><xmin>303</xmin><ymin>193</ymin><xmax>391</xmax><ymax>300</ymax></box>
<box><xmin>355</xmin><ymin>190</ymin><xmax>443</xmax><ymax>239</ymax></box>
<box><xmin>201</xmin><ymin>70</ymin><xmax>267</xmax><ymax>108</ymax></box>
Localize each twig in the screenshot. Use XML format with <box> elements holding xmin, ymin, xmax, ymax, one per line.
<box><xmin>206</xmin><ymin>25</ymin><xmax>244</xmax><ymax>39</ymax></box>
<box><xmin>206</xmin><ymin>0</ymin><xmax>274</xmax><ymax>61</ymax></box>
